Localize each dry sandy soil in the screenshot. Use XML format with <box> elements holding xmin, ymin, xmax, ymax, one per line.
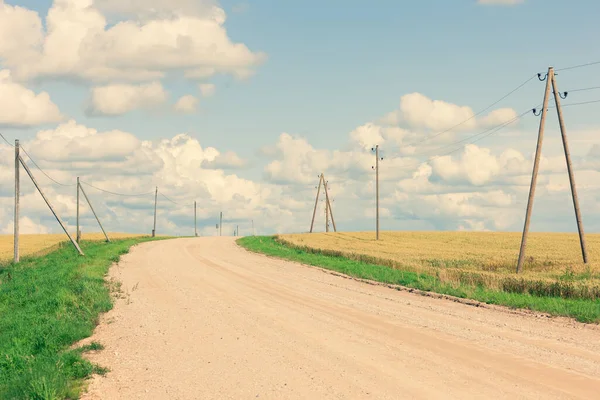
<box><xmin>81</xmin><ymin>237</ymin><xmax>600</xmax><ymax>399</ymax></box>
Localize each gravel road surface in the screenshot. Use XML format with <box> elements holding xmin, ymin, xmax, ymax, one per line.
<box><xmin>81</xmin><ymin>237</ymin><xmax>600</xmax><ymax>399</ymax></box>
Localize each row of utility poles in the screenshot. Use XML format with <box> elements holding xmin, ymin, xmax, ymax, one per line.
<box><xmin>11</xmin><ymin>140</ymin><xmax>253</xmax><ymax>263</ymax></box>
<box><xmin>307</xmin><ymin>66</ymin><xmax>589</xmax><ymax>274</ymax></box>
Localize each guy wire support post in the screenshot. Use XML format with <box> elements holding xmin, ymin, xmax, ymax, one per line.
<box><xmin>76</xmin><ymin>177</ymin><xmax>80</xmax><ymax>243</ymax></box>
<box><xmin>516</xmin><ymin>67</ymin><xmax>553</xmax><ymax>273</ymax></box>
<box><xmin>551</xmin><ymin>69</ymin><xmax>588</xmax><ymax>263</ymax></box>
<box><xmin>18</xmin><ymin>155</ymin><xmax>84</xmax><ymax>256</ymax></box>
<box><xmin>152</xmin><ymin>186</ymin><xmax>158</xmax><ymax>237</ymax></box>
<box><xmin>310</xmin><ymin>173</ymin><xmax>324</xmax><ymax>233</ymax></box>
<box><xmin>79</xmin><ymin>183</ymin><xmax>110</xmax><ymax>242</ymax></box>
<box><xmin>372</xmin><ymin>145</ymin><xmax>382</xmax><ymax>240</ymax></box>
<box><xmin>14</xmin><ymin>139</ymin><xmax>20</xmax><ymax>263</ymax></box>
<box><xmin>323</xmin><ymin>178</ymin><xmax>337</xmax><ymax>232</ymax></box>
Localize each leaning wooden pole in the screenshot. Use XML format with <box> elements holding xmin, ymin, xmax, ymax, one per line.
<box><xmin>76</xmin><ymin>177</ymin><xmax>80</xmax><ymax>242</ymax></box>
<box><xmin>516</xmin><ymin>67</ymin><xmax>553</xmax><ymax>273</ymax></box>
<box><xmin>551</xmin><ymin>73</ymin><xmax>588</xmax><ymax>263</ymax></box>
<box><xmin>14</xmin><ymin>140</ymin><xmax>20</xmax><ymax>263</ymax></box>
<box><xmin>310</xmin><ymin>174</ymin><xmax>324</xmax><ymax>233</ymax></box>
<box><xmin>323</xmin><ymin>179</ymin><xmax>337</xmax><ymax>232</ymax></box>
<box><xmin>19</xmin><ymin>156</ymin><xmax>84</xmax><ymax>256</ymax></box>
<box><xmin>79</xmin><ymin>184</ymin><xmax>110</xmax><ymax>242</ymax></box>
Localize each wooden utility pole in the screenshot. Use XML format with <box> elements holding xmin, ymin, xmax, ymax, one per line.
<box><xmin>325</xmin><ymin>196</ymin><xmax>330</xmax><ymax>232</ymax></box>
<box><xmin>516</xmin><ymin>67</ymin><xmax>555</xmax><ymax>273</ymax></box>
<box><xmin>551</xmin><ymin>72</ymin><xmax>589</xmax><ymax>264</ymax></box>
<box><xmin>76</xmin><ymin>177</ymin><xmax>80</xmax><ymax>243</ymax></box>
<box><xmin>152</xmin><ymin>187</ymin><xmax>158</xmax><ymax>237</ymax></box>
<box><xmin>323</xmin><ymin>179</ymin><xmax>337</xmax><ymax>232</ymax></box>
<box><xmin>19</xmin><ymin>156</ymin><xmax>84</xmax><ymax>256</ymax></box>
<box><xmin>194</xmin><ymin>201</ymin><xmax>197</xmax><ymax>237</ymax></box>
<box><xmin>79</xmin><ymin>184</ymin><xmax>110</xmax><ymax>242</ymax></box>
<box><xmin>14</xmin><ymin>140</ymin><xmax>19</xmax><ymax>263</ymax></box>
<box><xmin>219</xmin><ymin>212</ymin><xmax>223</xmax><ymax>236</ymax></box>
<box><xmin>372</xmin><ymin>145</ymin><xmax>382</xmax><ymax>240</ymax></box>
<box><xmin>310</xmin><ymin>174</ymin><xmax>324</xmax><ymax>233</ymax></box>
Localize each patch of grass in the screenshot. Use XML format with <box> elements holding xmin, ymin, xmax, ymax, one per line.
<box><xmin>237</xmin><ymin>236</ymin><xmax>600</xmax><ymax>324</ymax></box>
<box><xmin>0</xmin><ymin>236</ymin><xmax>166</xmax><ymax>400</ymax></box>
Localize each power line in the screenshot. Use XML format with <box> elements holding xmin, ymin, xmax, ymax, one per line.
<box><xmin>402</xmin><ymin>74</ymin><xmax>537</xmax><ymax>148</ymax></box>
<box><xmin>398</xmin><ymin>108</ymin><xmax>531</xmax><ymax>171</ymax></box>
<box><xmin>81</xmin><ymin>181</ymin><xmax>155</xmax><ymax>197</ymax></box>
<box><xmin>160</xmin><ymin>192</ymin><xmax>186</xmax><ymax>206</ymax></box>
<box><xmin>564</xmin><ymin>86</ymin><xmax>600</xmax><ymax>93</ymax></box>
<box><xmin>0</xmin><ymin>132</ymin><xmax>14</xmax><ymax>147</ymax></box>
<box><xmin>20</xmin><ymin>146</ymin><xmax>75</xmax><ymax>187</ymax></box>
<box><xmin>555</xmin><ymin>60</ymin><xmax>600</xmax><ymax>72</ymax></box>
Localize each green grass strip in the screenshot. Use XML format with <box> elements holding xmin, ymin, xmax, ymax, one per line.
<box><xmin>237</xmin><ymin>236</ymin><xmax>600</xmax><ymax>324</ymax></box>
<box><xmin>0</xmin><ymin>237</ymin><xmax>164</xmax><ymax>400</ymax></box>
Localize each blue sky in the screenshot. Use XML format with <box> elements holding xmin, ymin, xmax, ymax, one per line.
<box><xmin>1</xmin><ymin>0</ymin><xmax>600</xmax><ymax>236</ymax></box>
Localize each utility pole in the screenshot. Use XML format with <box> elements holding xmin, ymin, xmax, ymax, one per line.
<box><xmin>219</xmin><ymin>212</ymin><xmax>222</xmax><ymax>236</ymax></box>
<box><xmin>372</xmin><ymin>145</ymin><xmax>383</xmax><ymax>240</ymax></box>
<box><xmin>14</xmin><ymin>139</ymin><xmax>19</xmax><ymax>263</ymax></box>
<box><xmin>194</xmin><ymin>201</ymin><xmax>197</xmax><ymax>237</ymax></box>
<box><xmin>551</xmin><ymin>71</ymin><xmax>588</xmax><ymax>264</ymax></box>
<box><xmin>152</xmin><ymin>186</ymin><xmax>158</xmax><ymax>237</ymax></box>
<box><xmin>325</xmin><ymin>195</ymin><xmax>330</xmax><ymax>232</ymax></box>
<box><xmin>310</xmin><ymin>174</ymin><xmax>324</xmax><ymax>233</ymax></box>
<box><xmin>237</xmin><ymin>225</ymin><xmax>239</xmax><ymax>237</ymax></box>
<box><xmin>79</xmin><ymin>184</ymin><xmax>110</xmax><ymax>242</ymax></box>
<box><xmin>76</xmin><ymin>177</ymin><xmax>80</xmax><ymax>243</ymax></box>
<box><xmin>323</xmin><ymin>179</ymin><xmax>337</xmax><ymax>232</ymax></box>
<box><xmin>516</xmin><ymin>67</ymin><xmax>554</xmax><ymax>273</ymax></box>
<box><xmin>19</xmin><ymin>157</ymin><xmax>84</xmax><ymax>255</ymax></box>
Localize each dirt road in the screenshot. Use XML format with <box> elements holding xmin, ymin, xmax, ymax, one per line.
<box><xmin>82</xmin><ymin>237</ymin><xmax>600</xmax><ymax>399</ymax></box>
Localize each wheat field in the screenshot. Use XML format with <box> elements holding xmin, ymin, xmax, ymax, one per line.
<box><xmin>279</xmin><ymin>231</ymin><xmax>600</xmax><ymax>286</ymax></box>
<box><xmin>0</xmin><ymin>233</ymin><xmax>147</xmax><ymax>263</ymax></box>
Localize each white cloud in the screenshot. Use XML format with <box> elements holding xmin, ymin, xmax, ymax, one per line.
<box><xmin>89</xmin><ymin>82</ymin><xmax>167</xmax><ymax>116</ymax></box>
<box><xmin>199</xmin><ymin>83</ymin><xmax>216</xmax><ymax>97</ymax></box>
<box><xmin>1</xmin><ymin>216</ymin><xmax>50</xmax><ymax>234</ymax></box>
<box><xmin>174</xmin><ymin>95</ymin><xmax>198</xmax><ymax>113</ymax></box>
<box><xmin>0</xmin><ymin>0</ymin><xmax>266</xmax><ymax>83</ymax></box>
<box><xmin>395</xmin><ymin>93</ymin><xmax>477</xmax><ymax>131</ymax></box>
<box><xmin>26</xmin><ymin>120</ymin><xmax>141</xmax><ymax>162</ymax></box>
<box><xmin>202</xmin><ymin>151</ymin><xmax>247</xmax><ymax>169</ymax></box>
<box><xmin>0</xmin><ymin>70</ymin><xmax>63</xmax><ymax>127</ymax></box>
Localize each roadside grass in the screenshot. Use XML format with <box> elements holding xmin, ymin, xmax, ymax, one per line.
<box><xmin>0</xmin><ymin>236</ymin><xmax>166</xmax><ymax>400</ymax></box>
<box><xmin>237</xmin><ymin>236</ymin><xmax>600</xmax><ymax>324</ymax></box>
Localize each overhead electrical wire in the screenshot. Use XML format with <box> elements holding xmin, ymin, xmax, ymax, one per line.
<box><xmin>20</xmin><ymin>146</ymin><xmax>76</xmax><ymax>187</ymax></box>
<box><xmin>401</xmin><ymin>74</ymin><xmax>537</xmax><ymax>148</ymax></box>
<box><xmin>81</xmin><ymin>181</ymin><xmax>155</xmax><ymax>197</ymax></box>
<box><xmin>555</xmin><ymin>60</ymin><xmax>600</xmax><ymax>72</ymax></box>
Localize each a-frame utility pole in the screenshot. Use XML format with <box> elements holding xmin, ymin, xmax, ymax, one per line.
<box><xmin>310</xmin><ymin>174</ymin><xmax>324</xmax><ymax>233</ymax></box>
<box><xmin>323</xmin><ymin>179</ymin><xmax>336</xmax><ymax>232</ymax></box>
<box><xmin>517</xmin><ymin>66</ymin><xmax>588</xmax><ymax>273</ymax></box>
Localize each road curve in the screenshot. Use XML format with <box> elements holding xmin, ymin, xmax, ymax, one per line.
<box><xmin>81</xmin><ymin>237</ymin><xmax>600</xmax><ymax>399</ymax></box>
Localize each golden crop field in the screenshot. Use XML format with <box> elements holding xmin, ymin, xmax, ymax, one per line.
<box><xmin>0</xmin><ymin>233</ymin><xmax>147</xmax><ymax>263</ymax></box>
<box><xmin>279</xmin><ymin>231</ymin><xmax>600</xmax><ymax>290</ymax></box>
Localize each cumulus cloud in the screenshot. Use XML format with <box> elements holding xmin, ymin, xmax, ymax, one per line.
<box><xmin>0</xmin><ymin>0</ymin><xmax>266</xmax><ymax>83</ymax></box>
<box><xmin>1</xmin><ymin>217</ymin><xmax>50</xmax><ymax>234</ymax></box>
<box><xmin>88</xmin><ymin>82</ymin><xmax>167</xmax><ymax>116</ymax></box>
<box><xmin>174</xmin><ymin>95</ymin><xmax>199</xmax><ymax>113</ymax></box>
<box><xmin>0</xmin><ymin>70</ymin><xmax>63</xmax><ymax>127</ymax></box>
<box><xmin>202</xmin><ymin>151</ymin><xmax>247</xmax><ymax>169</ymax></box>
<box><xmin>199</xmin><ymin>83</ymin><xmax>216</xmax><ymax>97</ymax></box>
<box><xmin>25</xmin><ymin>119</ymin><xmax>141</xmax><ymax>162</ymax></box>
